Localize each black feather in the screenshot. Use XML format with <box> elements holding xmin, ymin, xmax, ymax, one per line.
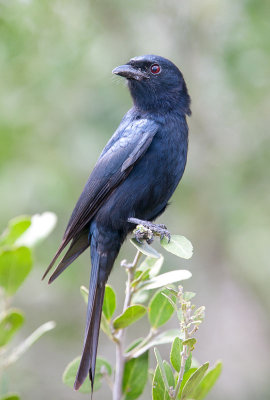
<box><xmin>45</xmin><ymin>54</ymin><xmax>191</xmax><ymax>392</ymax></box>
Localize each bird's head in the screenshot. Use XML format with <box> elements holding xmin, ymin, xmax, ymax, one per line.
<box><xmin>112</xmin><ymin>54</ymin><xmax>191</xmax><ymax>115</ymax></box>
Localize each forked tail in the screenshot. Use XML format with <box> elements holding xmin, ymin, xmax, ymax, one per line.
<box><xmin>74</xmin><ymin>230</ymin><xmax>120</xmax><ymax>392</ymax></box>
<box><xmin>74</xmin><ymin>248</ymin><xmax>105</xmax><ymax>391</ymax></box>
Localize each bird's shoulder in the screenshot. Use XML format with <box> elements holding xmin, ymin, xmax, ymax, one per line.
<box><xmin>99</xmin><ymin>108</ymin><xmax>162</xmax><ymax>161</ymax></box>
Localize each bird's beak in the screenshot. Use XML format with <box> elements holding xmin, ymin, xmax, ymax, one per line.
<box><xmin>112</xmin><ymin>64</ymin><xmax>148</xmax><ymax>81</ymax></box>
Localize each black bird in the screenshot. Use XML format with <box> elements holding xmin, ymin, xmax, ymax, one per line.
<box><xmin>43</xmin><ymin>54</ymin><xmax>191</xmax><ymax>391</ymax></box>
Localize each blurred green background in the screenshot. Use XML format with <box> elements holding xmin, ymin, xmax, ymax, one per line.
<box><xmin>1</xmin><ymin>0</ymin><xmax>270</xmax><ymax>398</ymax></box>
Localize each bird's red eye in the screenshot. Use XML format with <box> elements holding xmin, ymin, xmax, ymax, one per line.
<box><xmin>150</xmin><ymin>64</ymin><xmax>161</xmax><ymax>74</ymax></box>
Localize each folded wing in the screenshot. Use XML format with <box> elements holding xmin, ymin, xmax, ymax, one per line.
<box><xmin>43</xmin><ymin>118</ymin><xmax>160</xmax><ymax>280</ymax></box>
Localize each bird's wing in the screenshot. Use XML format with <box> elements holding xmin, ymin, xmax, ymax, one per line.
<box><xmin>43</xmin><ymin>118</ymin><xmax>159</xmax><ymax>279</ymax></box>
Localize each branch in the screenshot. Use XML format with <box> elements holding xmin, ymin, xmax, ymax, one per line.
<box><xmin>125</xmin><ymin>327</ymin><xmax>158</xmax><ymax>360</ymax></box>
<box><xmin>173</xmin><ymin>327</ymin><xmax>189</xmax><ymax>399</ymax></box>
<box><xmin>172</xmin><ymin>287</ymin><xmax>197</xmax><ymax>399</ymax></box>
<box><xmin>113</xmin><ymin>251</ymin><xmax>142</xmax><ymax>400</ymax></box>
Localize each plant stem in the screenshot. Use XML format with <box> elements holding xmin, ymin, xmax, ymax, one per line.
<box><xmin>125</xmin><ymin>327</ymin><xmax>157</xmax><ymax>360</ymax></box>
<box><xmin>173</xmin><ymin>329</ymin><xmax>188</xmax><ymax>399</ymax></box>
<box><xmin>113</xmin><ymin>251</ymin><xmax>141</xmax><ymax>400</ymax></box>
<box><xmin>173</xmin><ymin>290</ymin><xmax>192</xmax><ymax>400</ymax></box>
<box><xmin>113</xmin><ymin>338</ymin><xmax>124</xmax><ymax>400</ymax></box>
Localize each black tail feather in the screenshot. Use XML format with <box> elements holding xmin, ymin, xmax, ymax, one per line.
<box><xmin>42</xmin><ymin>238</ymin><xmax>68</xmax><ymax>280</ymax></box>
<box><xmin>48</xmin><ymin>230</ymin><xmax>89</xmax><ymax>284</ymax></box>
<box><xmin>74</xmin><ymin>249</ymin><xmax>105</xmax><ymax>391</ymax></box>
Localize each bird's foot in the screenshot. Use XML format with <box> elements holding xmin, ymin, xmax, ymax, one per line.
<box><xmin>128</xmin><ymin>218</ymin><xmax>171</xmax><ymax>243</ymax></box>
<box><xmin>133</xmin><ymin>224</ymin><xmax>154</xmax><ymax>245</ymax></box>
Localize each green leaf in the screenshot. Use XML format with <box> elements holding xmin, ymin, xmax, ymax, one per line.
<box><xmin>0</xmin><ymin>247</ymin><xmax>32</xmax><ymax>295</ymax></box>
<box><xmin>130</xmin><ymin>238</ymin><xmax>160</xmax><ymax>258</ymax></box>
<box><xmin>165</xmin><ymin>287</ymin><xmax>178</xmax><ymax>296</ymax></box>
<box><xmin>192</xmin><ymin>362</ymin><xmax>222</xmax><ymax>400</ymax></box>
<box><xmin>131</xmin><ymin>269</ymin><xmax>150</xmax><ymax>288</ymax></box>
<box><xmin>94</xmin><ymin>357</ymin><xmax>113</xmax><ymax>391</ymax></box>
<box><xmin>182</xmin><ymin>338</ymin><xmax>196</xmax><ymax>351</ymax></box>
<box><xmin>122</xmin><ymin>351</ymin><xmax>148</xmax><ymax>400</ymax></box>
<box><xmin>180</xmin><ymin>363</ymin><xmax>209</xmax><ymax>400</ymax></box>
<box><xmin>126</xmin><ymin>338</ymin><xmax>144</xmax><ymax>352</ymax></box>
<box><xmin>102</xmin><ymin>285</ymin><xmax>116</xmax><ymax>320</ymax></box>
<box><xmin>15</xmin><ymin>212</ymin><xmax>57</xmax><ymax>247</ymax></box>
<box><xmin>0</xmin><ymin>216</ymin><xmax>31</xmax><ymax>246</ymax></box>
<box><xmin>185</xmin><ymin>353</ymin><xmax>192</xmax><ymax>373</ymax></box>
<box><xmin>170</xmin><ymin>337</ymin><xmax>183</xmax><ymax>372</ymax></box>
<box><xmin>130</xmin><ymin>329</ymin><xmax>181</xmax><ymax>358</ymax></box>
<box><xmin>141</xmin><ymin>270</ymin><xmax>192</xmax><ymax>291</ymax></box>
<box><xmin>80</xmin><ymin>285</ymin><xmax>88</xmax><ymax>304</ymax></box>
<box><xmin>178</xmin><ymin>368</ymin><xmax>197</xmax><ymax>398</ymax></box>
<box><xmin>63</xmin><ymin>356</ymin><xmax>91</xmax><ymax>393</ymax></box>
<box><xmin>0</xmin><ymin>395</ymin><xmax>20</xmax><ymax>400</ymax></box>
<box><xmin>149</xmin><ymin>288</ymin><xmax>176</xmax><ymax>328</ymax></box>
<box><xmin>100</xmin><ymin>314</ymin><xmax>113</xmax><ymax>339</ymax></box>
<box><xmin>63</xmin><ymin>356</ymin><xmax>112</xmax><ymax>393</ymax></box>
<box><xmin>0</xmin><ymin>309</ymin><xmax>24</xmax><ymax>347</ymax></box>
<box><xmin>163</xmin><ymin>360</ymin><xmax>175</xmax><ymax>389</ymax></box>
<box><xmin>152</xmin><ymin>362</ymin><xmax>173</xmax><ymax>400</ymax></box>
<box><xmin>82</xmin><ymin>285</ymin><xmax>116</xmax><ymax>336</ymax></box>
<box><xmin>113</xmin><ymin>305</ymin><xmax>146</xmax><ymax>330</ymax></box>
<box><xmin>161</xmin><ymin>292</ymin><xmax>178</xmax><ymax>310</ymax></box>
<box><xmin>3</xmin><ymin>321</ymin><xmax>55</xmax><ymax>366</ymax></box>
<box><xmin>160</xmin><ymin>235</ymin><xmax>193</xmax><ymax>259</ymax></box>
<box><xmin>138</xmin><ymin>255</ymin><xmax>164</xmax><ymax>279</ymax></box>
<box><xmin>154</xmin><ymin>348</ymin><xmax>170</xmax><ymax>392</ymax></box>
<box><xmin>63</xmin><ymin>355</ymin><xmax>111</xmax><ymax>393</ymax></box>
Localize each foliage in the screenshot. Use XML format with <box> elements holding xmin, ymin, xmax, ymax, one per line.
<box><xmin>63</xmin><ymin>227</ymin><xmax>221</xmax><ymax>399</ymax></box>
<box><xmin>0</xmin><ymin>213</ymin><xmax>56</xmax><ymax>399</ymax></box>
<box><xmin>0</xmin><ymin>0</ymin><xmax>268</xmax><ymax>398</ymax></box>
<box><xmin>152</xmin><ymin>287</ymin><xmax>221</xmax><ymax>400</ymax></box>
<box><xmin>0</xmin><ymin>0</ymin><xmax>269</xmax><ymax>397</ymax></box>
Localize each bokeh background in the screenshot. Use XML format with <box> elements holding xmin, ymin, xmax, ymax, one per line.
<box><xmin>1</xmin><ymin>0</ymin><xmax>270</xmax><ymax>398</ymax></box>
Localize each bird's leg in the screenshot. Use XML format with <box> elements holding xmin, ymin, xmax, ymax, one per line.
<box><xmin>128</xmin><ymin>217</ymin><xmax>171</xmax><ymax>243</ymax></box>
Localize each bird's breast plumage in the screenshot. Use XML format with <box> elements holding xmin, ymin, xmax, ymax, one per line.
<box><xmin>94</xmin><ymin>112</ymin><xmax>188</xmax><ymax>231</ymax></box>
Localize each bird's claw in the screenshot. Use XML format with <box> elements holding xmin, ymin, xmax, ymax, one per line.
<box><xmin>128</xmin><ymin>218</ymin><xmax>171</xmax><ymax>243</ymax></box>
<box><xmin>152</xmin><ymin>223</ymin><xmax>171</xmax><ymax>242</ymax></box>
<box><xmin>159</xmin><ymin>228</ymin><xmax>171</xmax><ymax>242</ymax></box>
<box><xmin>133</xmin><ymin>225</ymin><xmax>154</xmax><ymax>245</ymax></box>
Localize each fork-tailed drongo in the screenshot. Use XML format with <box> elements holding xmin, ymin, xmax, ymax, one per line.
<box><xmin>43</xmin><ymin>54</ymin><xmax>191</xmax><ymax>391</ymax></box>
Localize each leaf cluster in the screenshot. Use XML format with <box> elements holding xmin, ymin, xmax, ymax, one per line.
<box><xmin>0</xmin><ymin>213</ymin><xmax>56</xmax><ymax>400</ymax></box>
<box><xmin>63</xmin><ymin>231</ymin><xmax>222</xmax><ymax>399</ymax></box>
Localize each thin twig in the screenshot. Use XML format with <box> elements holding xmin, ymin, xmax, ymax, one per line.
<box><xmin>173</xmin><ymin>288</ymin><xmax>193</xmax><ymax>399</ymax></box>
<box><xmin>113</xmin><ymin>251</ymin><xmax>142</xmax><ymax>400</ymax></box>
<box><xmin>173</xmin><ymin>327</ymin><xmax>189</xmax><ymax>399</ymax></box>
<box><xmin>125</xmin><ymin>327</ymin><xmax>157</xmax><ymax>360</ymax></box>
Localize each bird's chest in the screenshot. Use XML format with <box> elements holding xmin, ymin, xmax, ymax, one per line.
<box><xmin>143</xmin><ymin>124</ymin><xmax>187</xmax><ymax>189</ymax></box>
